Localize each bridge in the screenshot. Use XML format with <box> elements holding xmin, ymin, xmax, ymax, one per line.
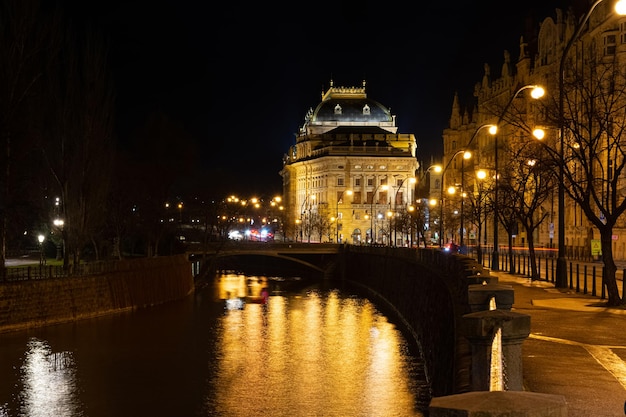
<box><xmin>186</xmin><ymin>241</ymin><xmax>347</xmax><ymax>278</ymax></box>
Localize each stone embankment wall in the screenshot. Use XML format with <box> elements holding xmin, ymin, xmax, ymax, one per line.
<box><xmin>343</xmin><ymin>246</ymin><xmax>487</xmax><ymax>399</ymax></box>
<box><xmin>0</xmin><ymin>255</ymin><xmax>194</xmax><ymax>333</ymax></box>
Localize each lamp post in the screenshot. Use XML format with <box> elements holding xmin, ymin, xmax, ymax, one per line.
<box><xmin>416</xmin><ymin>164</ymin><xmax>442</xmax><ymax>246</ymax></box>
<box><xmin>391</xmin><ymin>176</ymin><xmax>416</xmax><ymax>246</ymax></box>
<box><xmin>53</xmin><ymin>218</ymin><xmax>64</xmax><ymax>260</ymax></box>
<box><xmin>455</xmin><ymin>123</ymin><xmax>497</xmax><ymax>253</ymax></box>
<box><xmin>369</xmin><ymin>182</ymin><xmax>388</xmax><ymax>244</ymax></box>
<box><xmin>335</xmin><ymin>189</ymin><xmax>352</xmax><ymax>243</ymax></box>
<box><xmin>439</xmin><ymin>150</ymin><xmax>470</xmax><ymax>247</ymax></box>
<box><xmin>295</xmin><ymin>219</ymin><xmax>301</xmax><ymax>242</ymax></box>
<box><xmin>300</xmin><ymin>194</ymin><xmax>315</xmax><ymax>243</ymax></box>
<box><xmin>459</xmin><ymin>152</ymin><xmax>471</xmax><ymax>252</ymax></box>
<box><xmin>475</xmin><ymin>169</ymin><xmax>488</xmax><ymax>263</ymax></box>
<box><xmin>38</xmin><ymin>234</ymin><xmax>45</xmax><ymax>266</ymax></box>
<box><xmin>490</xmin><ymin>84</ymin><xmax>545</xmax><ymax>270</ymax></box>
<box><xmin>553</xmin><ymin>0</ymin><xmax>626</xmax><ymax>287</ymax></box>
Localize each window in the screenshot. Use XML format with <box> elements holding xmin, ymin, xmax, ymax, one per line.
<box><xmin>353</xmin><ymin>192</ymin><xmax>362</xmax><ymax>204</ymax></box>
<box><xmin>337</xmin><ymin>177</ymin><xmax>344</xmax><ymax>186</ymax></box>
<box><xmin>362</xmin><ymin>104</ymin><xmax>370</xmax><ymax>115</ymax></box>
<box><xmin>378</xmin><ymin>191</ymin><xmax>388</xmax><ymax>204</ymax></box>
<box><xmin>604</xmin><ymin>34</ymin><xmax>617</xmax><ymax>56</ymax></box>
<box><xmin>354</xmin><ymin>178</ymin><xmax>361</xmax><ymax>187</ymax></box>
<box><xmin>367</xmin><ymin>178</ymin><xmax>374</xmax><ymax>187</ymax></box>
<box><xmin>334</xmin><ymin>104</ymin><xmax>342</xmax><ymax>115</ymax></box>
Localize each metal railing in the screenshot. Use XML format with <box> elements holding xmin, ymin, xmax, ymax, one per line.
<box><xmin>4</xmin><ymin>260</ymin><xmax>121</xmax><ymax>282</ymax></box>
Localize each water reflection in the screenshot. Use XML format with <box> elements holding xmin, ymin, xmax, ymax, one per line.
<box><xmin>207</xmin><ymin>274</ymin><xmax>424</xmax><ymax>416</ymax></box>
<box><xmin>19</xmin><ymin>338</ymin><xmax>82</xmax><ymax>417</ymax></box>
<box><xmin>0</xmin><ymin>272</ymin><xmax>427</xmax><ymax>416</ymax></box>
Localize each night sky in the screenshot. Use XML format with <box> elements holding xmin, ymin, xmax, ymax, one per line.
<box><xmin>78</xmin><ymin>0</ymin><xmax>571</xmax><ymax>197</ymax></box>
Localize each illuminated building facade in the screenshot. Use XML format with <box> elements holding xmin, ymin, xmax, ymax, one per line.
<box><xmin>445</xmin><ymin>3</ymin><xmax>626</xmax><ymax>260</ymax></box>
<box><xmin>280</xmin><ymin>81</ymin><xmax>419</xmax><ymax>244</ymax></box>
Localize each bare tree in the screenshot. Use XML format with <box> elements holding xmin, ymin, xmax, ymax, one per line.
<box><xmin>500</xmin><ymin>139</ymin><xmax>555</xmax><ymax>279</ymax></box>
<box><xmin>466</xmin><ymin>176</ymin><xmax>492</xmax><ymax>263</ymax></box>
<box><xmin>540</xmin><ymin>53</ymin><xmax>626</xmax><ymax>305</ymax></box>
<box><xmin>0</xmin><ymin>0</ymin><xmax>53</xmax><ymax>275</ymax></box>
<box><xmin>42</xmin><ymin>18</ymin><xmax>115</xmax><ymax>268</ymax></box>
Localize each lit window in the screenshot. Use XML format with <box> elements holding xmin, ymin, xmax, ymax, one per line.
<box><xmin>363</xmin><ymin>104</ymin><xmax>370</xmax><ymax>115</ymax></box>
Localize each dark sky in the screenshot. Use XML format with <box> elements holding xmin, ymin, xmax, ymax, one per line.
<box><xmin>84</xmin><ymin>0</ymin><xmax>571</xmax><ymax>196</ymax></box>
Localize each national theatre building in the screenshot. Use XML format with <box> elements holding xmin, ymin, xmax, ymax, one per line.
<box><xmin>280</xmin><ymin>81</ymin><xmax>420</xmax><ymax>245</ymax></box>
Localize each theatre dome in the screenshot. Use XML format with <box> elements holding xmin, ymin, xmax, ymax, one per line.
<box><xmin>299</xmin><ymin>80</ymin><xmax>398</xmax><ymax>136</ymax></box>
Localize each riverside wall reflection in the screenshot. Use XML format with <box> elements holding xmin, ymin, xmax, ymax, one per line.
<box><xmin>0</xmin><ymin>272</ymin><xmax>428</xmax><ymax>417</ymax></box>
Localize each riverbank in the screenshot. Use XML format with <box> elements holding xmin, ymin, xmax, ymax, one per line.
<box><xmin>0</xmin><ymin>255</ymin><xmax>194</xmax><ymax>333</ymax></box>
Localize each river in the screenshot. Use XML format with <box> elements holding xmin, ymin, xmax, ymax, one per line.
<box><xmin>0</xmin><ymin>272</ymin><xmax>430</xmax><ymax>417</ymax></box>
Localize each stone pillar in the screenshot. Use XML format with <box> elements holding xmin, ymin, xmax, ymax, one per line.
<box><xmin>461</xmin><ymin>309</ymin><xmax>530</xmax><ymax>391</ymax></box>
<box><xmin>467</xmin><ymin>282</ymin><xmax>513</xmax><ymax>312</ymax></box>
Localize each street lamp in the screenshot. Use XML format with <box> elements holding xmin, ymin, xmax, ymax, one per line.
<box><xmin>335</xmin><ymin>189</ymin><xmax>352</xmax><ymax>243</ymax></box>
<box><xmin>53</xmin><ymin>218</ymin><xmax>64</xmax><ymax>260</ymax></box>
<box><xmin>459</xmin><ymin>151</ymin><xmax>471</xmax><ymax>252</ymax></box>
<box><xmin>391</xmin><ymin>176</ymin><xmax>416</xmax><ymax>246</ymax></box>
<box><xmin>490</xmin><ymin>84</ymin><xmax>545</xmax><ymax>270</ymax></box>
<box><xmin>475</xmin><ymin>169</ymin><xmax>488</xmax><ymax>263</ymax></box>
<box><xmin>416</xmin><ymin>164</ymin><xmax>443</xmax><ymax>245</ymax></box>
<box><xmin>300</xmin><ymin>194</ymin><xmax>315</xmax><ymax>243</ymax></box>
<box><xmin>295</xmin><ymin>218</ymin><xmax>301</xmax><ymax>242</ymax></box>
<box><xmin>370</xmin><ymin>182</ymin><xmax>388</xmax><ymax>244</ymax></box>
<box><xmin>38</xmin><ymin>234</ymin><xmax>45</xmax><ymax>266</ymax></box>
<box><xmin>439</xmin><ymin>150</ymin><xmax>470</xmax><ymax>247</ymax></box>
<box><xmin>553</xmin><ymin>0</ymin><xmax>626</xmax><ymax>287</ymax></box>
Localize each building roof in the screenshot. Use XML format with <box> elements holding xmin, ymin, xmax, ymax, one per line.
<box><xmin>299</xmin><ymin>80</ymin><xmax>398</xmax><ymax>136</ymax></box>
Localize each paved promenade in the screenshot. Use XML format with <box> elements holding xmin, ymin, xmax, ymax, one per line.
<box><xmin>496</xmin><ymin>270</ymin><xmax>626</xmax><ymax>417</ymax></box>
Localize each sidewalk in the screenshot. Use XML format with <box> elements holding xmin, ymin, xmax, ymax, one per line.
<box><xmin>495</xmin><ymin>270</ymin><xmax>626</xmax><ymax>417</ymax></box>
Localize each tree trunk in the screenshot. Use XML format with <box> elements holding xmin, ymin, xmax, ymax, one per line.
<box><xmin>600</xmin><ymin>229</ymin><xmax>622</xmax><ymax>306</ymax></box>
<box><xmin>526</xmin><ymin>227</ymin><xmax>540</xmax><ymax>280</ymax></box>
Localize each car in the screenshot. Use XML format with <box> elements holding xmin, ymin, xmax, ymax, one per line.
<box><xmin>444</xmin><ymin>243</ymin><xmax>459</xmax><ymax>253</ymax></box>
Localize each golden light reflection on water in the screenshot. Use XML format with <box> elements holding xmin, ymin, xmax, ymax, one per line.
<box><xmin>212</xmin><ymin>274</ymin><xmax>425</xmax><ymax>416</ymax></box>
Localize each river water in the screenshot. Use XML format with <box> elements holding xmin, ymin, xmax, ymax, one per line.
<box><xmin>0</xmin><ymin>273</ymin><xmax>429</xmax><ymax>417</ymax></box>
